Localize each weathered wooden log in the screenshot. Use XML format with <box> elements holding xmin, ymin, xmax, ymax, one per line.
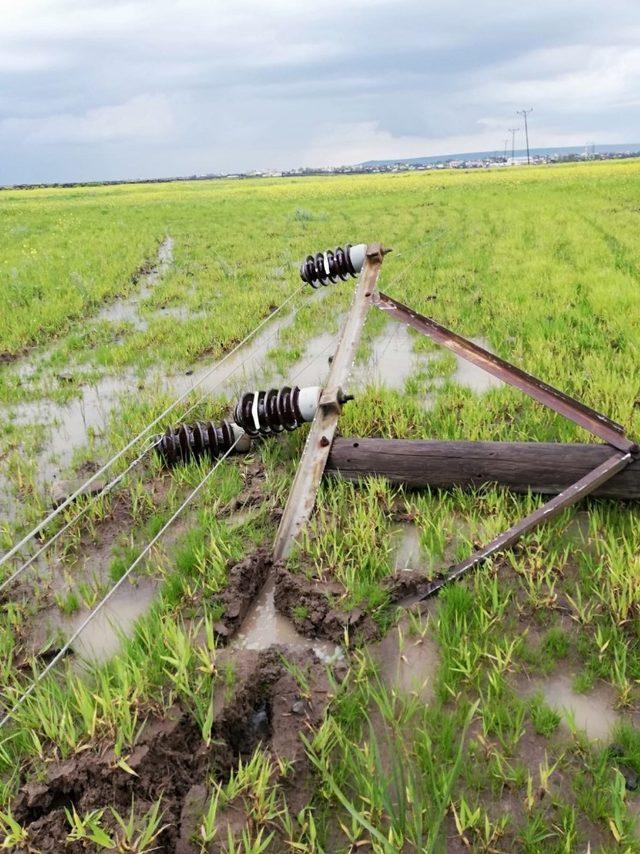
<box><xmin>326</xmin><ymin>438</ymin><xmax>640</xmax><ymax>499</ymax></box>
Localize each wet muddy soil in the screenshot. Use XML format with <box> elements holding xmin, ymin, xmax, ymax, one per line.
<box><xmin>231</xmin><ymin>573</ymin><xmax>341</xmax><ymax>663</ymax></box>
<box><xmin>10</xmin><ymin>478</ymin><xmax>181</xmax><ymax>665</ymax></box>
<box><xmin>212</xmin><ymin>549</ymin><xmax>274</xmax><ymax>640</ymax></box>
<box><xmin>12</xmin><ymin>647</ymin><xmax>335</xmax><ymax>853</ymax></box>
<box><xmin>274</xmin><ymin>564</ymin><xmax>380</xmax><ymax>644</ymax></box>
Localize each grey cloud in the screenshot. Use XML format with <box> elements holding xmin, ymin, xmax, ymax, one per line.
<box><xmin>1</xmin><ymin>0</ymin><xmax>639</xmax><ymax>183</ymax></box>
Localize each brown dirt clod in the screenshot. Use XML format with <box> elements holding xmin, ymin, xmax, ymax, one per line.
<box><xmin>213</xmin><ymin>548</ymin><xmax>273</xmax><ymax>639</ymax></box>
<box><xmin>274</xmin><ymin>565</ymin><xmax>380</xmax><ymax>644</ymax></box>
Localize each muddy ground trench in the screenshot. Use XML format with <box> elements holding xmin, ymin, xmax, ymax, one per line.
<box><xmin>6</xmin><ymin>527</ymin><xmax>447</xmax><ymax>852</ymax></box>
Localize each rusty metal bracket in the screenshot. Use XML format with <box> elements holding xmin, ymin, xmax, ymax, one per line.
<box><xmin>374</xmin><ymin>291</ymin><xmax>636</xmax><ymax>454</ymax></box>
<box><xmin>415</xmin><ymin>450</ymin><xmax>632</xmax><ymax>601</ymax></box>
<box><xmin>273</xmin><ymin>243</ymin><xmax>389</xmax><ymax>561</ymax></box>
<box><xmin>370</xmin><ymin>285</ymin><xmax>636</xmax><ymax>600</ymax></box>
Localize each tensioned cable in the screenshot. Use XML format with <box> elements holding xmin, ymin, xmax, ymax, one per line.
<box><xmin>3</xmin><ymin>290</ymin><xmax>353</xmax><ymax>606</ymax></box>
<box><xmin>0</xmin><ymin>279</ymin><xmax>338</xmax><ymax>591</ymax></box>
<box><xmin>0</xmin><ymin>435</ymin><xmax>242</xmax><ymax>731</ymax></box>
<box><xmin>0</xmin><ymin>310</ymin><xmax>296</xmax><ymax>592</ymax></box>
<box><xmin>0</xmin><ymin>240</ymin><xmax>430</xmax><ymax>578</ymax></box>
<box><xmin>0</xmin><ymin>291</ymin><xmax>303</xmax><ymax>592</ymax></box>
<box><xmin>0</xmin><ymin>437</ymin><xmax>159</xmax><ymax>595</ymax></box>
<box><xmin>0</xmin><ymin>241</ymin><xmax>435</xmax><ymax>728</ymax></box>
<box><xmin>170</xmin><ymin>305</ymin><xmax>296</xmax><ymax>425</ymax></box>
<box><xmin>0</xmin><ymin>282</ymin><xmax>307</xmax><ymax>570</ymax></box>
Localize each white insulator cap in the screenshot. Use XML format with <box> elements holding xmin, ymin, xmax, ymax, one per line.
<box><xmin>231</xmin><ymin>422</ymin><xmax>252</xmax><ymax>451</ymax></box>
<box><xmin>298</xmin><ymin>386</ymin><xmax>322</xmax><ymax>422</ymax></box>
<box><xmin>349</xmin><ymin>243</ymin><xmax>367</xmax><ymax>274</ymax></box>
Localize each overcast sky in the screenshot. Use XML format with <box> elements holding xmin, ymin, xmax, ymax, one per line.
<box><xmin>2</xmin><ymin>0</ymin><xmax>640</xmax><ymax>184</ymax></box>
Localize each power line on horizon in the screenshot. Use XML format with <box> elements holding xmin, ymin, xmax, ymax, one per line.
<box><xmin>517</xmin><ymin>108</ymin><xmax>534</xmax><ymax>164</ymax></box>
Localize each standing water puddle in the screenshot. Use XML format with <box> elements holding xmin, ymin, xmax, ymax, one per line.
<box><xmin>391</xmin><ymin>523</ymin><xmax>424</xmax><ymax>571</ymax></box>
<box><xmin>349</xmin><ymin>328</ymin><xmax>503</xmax><ymax>398</ymax></box>
<box><xmin>7</xmin><ymin>370</ymin><xmax>141</xmax><ymax>483</ymax></box>
<box><xmin>95</xmin><ymin>237</ymin><xmax>174</xmax><ymax>329</ymax></box>
<box><xmin>520</xmin><ymin>673</ymin><xmax>620</xmax><ymax>741</ymax></box>
<box><xmin>232</xmin><ymin>575</ymin><xmax>342</xmax><ymax>664</ymax></box>
<box><xmin>390</xmin><ymin>520</ymin><xmax>469</xmax><ymax>574</ymax></box>
<box><xmin>286</xmin><ymin>331</ymin><xmax>336</xmax><ymax>388</ymax></box>
<box><xmin>453</xmin><ymin>337</ymin><xmax>503</xmax><ymax>393</ymax></box>
<box><xmin>371</xmin><ymin>618</ymin><xmax>438</xmax><ymax>702</ymax></box>
<box><xmin>352</xmin><ymin>324</ymin><xmax>430</xmax><ymax>392</ymax></box>
<box><xmin>1</xmin><ymin>290</ymin><xmax>337</xmax><ymax>503</ymax></box>
<box><xmin>41</xmin><ymin>577</ymin><xmax>158</xmax><ymax>665</ymax></box>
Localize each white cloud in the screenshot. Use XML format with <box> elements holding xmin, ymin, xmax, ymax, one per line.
<box><xmin>483</xmin><ymin>45</ymin><xmax>640</xmax><ymax>111</ymax></box>
<box><xmin>2</xmin><ymin>95</ymin><xmax>175</xmax><ymax>144</ymax></box>
<box><xmin>0</xmin><ymin>48</ymin><xmax>66</xmax><ymax>74</ymax></box>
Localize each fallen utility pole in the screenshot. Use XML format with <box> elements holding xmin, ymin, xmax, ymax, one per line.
<box><xmin>269</xmin><ymin>239</ymin><xmax>636</xmax><ymax>599</ymax></box>
<box><xmin>327</xmin><ymin>438</ymin><xmax>640</xmax><ymax>500</ymax></box>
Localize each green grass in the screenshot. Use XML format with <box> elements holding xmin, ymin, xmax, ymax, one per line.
<box><xmin>2</xmin><ymin>160</ymin><xmax>640</xmax><ymax>850</ymax></box>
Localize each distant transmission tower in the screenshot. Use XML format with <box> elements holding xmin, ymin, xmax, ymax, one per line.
<box><xmin>508</xmin><ymin>128</ymin><xmax>518</xmax><ymax>163</ymax></box>
<box><xmin>517</xmin><ymin>108</ymin><xmax>533</xmax><ymax>164</ymax></box>
<box><xmin>503</xmin><ymin>138</ymin><xmax>509</xmax><ymax>160</ymax></box>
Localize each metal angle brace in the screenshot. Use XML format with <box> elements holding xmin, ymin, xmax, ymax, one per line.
<box><xmin>273</xmin><ymin>243</ymin><xmax>389</xmax><ymax>561</ymax></box>
<box><xmin>370</xmin><ymin>289</ymin><xmax>637</xmax><ymax>599</ymax></box>
<box><xmin>374</xmin><ymin>291</ymin><xmax>637</xmax><ymax>454</ymax></box>
<box><xmin>415</xmin><ymin>450</ymin><xmax>631</xmax><ymax>602</ymax></box>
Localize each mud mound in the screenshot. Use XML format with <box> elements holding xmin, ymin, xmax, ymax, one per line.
<box><xmin>14</xmin><ymin>710</ymin><xmax>205</xmax><ymax>852</ymax></box>
<box><xmin>274</xmin><ymin>565</ymin><xmax>380</xmax><ymax>644</ymax></box>
<box><xmin>213</xmin><ymin>548</ymin><xmax>273</xmax><ymax>639</ymax></box>
<box><xmin>12</xmin><ymin>648</ymin><xmax>332</xmax><ymax>853</ymax></box>
<box><xmin>383</xmin><ymin>569</ymin><xmax>438</xmax><ymax>604</ymax></box>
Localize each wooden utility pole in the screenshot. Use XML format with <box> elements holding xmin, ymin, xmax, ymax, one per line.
<box><xmin>327</xmin><ymin>438</ymin><xmax>640</xmax><ymax>500</ymax></box>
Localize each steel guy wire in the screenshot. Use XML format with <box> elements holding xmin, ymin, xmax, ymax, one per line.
<box><xmin>0</xmin><ymin>282</ymin><xmax>307</xmax><ymax>569</ymax></box>
<box><xmin>1</xmin><ymin>302</ymin><xmax>300</xmax><ymax>590</ymax></box>
<box><xmin>0</xmin><ymin>297</ymin><xmax>296</xmax><ymax>588</ymax></box>
<box><xmin>0</xmin><ymin>436</ymin><xmax>160</xmax><ymax>595</ymax></box>
<box><xmin>0</xmin><ymin>435</ymin><xmax>242</xmax><ymax>732</ymax></box>
<box><xmin>0</xmin><ymin>279</ymin><xmax>338</xmax><ymax>590</ymax></box>
<box><xmin>0</xmin><ymin>241</ymin><xmax>427</xmax><ymax>577</ymax></box>
<box><xmin>0</xmin><ymin>243</ymin><xmax>427</xmax><ymax>725</ymax></box>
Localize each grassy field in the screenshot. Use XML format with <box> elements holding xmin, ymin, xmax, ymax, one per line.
<box><xmin>1</xmin><ymin>159</ymin><xmax>640</xmax><ymax>851</ymax></box>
